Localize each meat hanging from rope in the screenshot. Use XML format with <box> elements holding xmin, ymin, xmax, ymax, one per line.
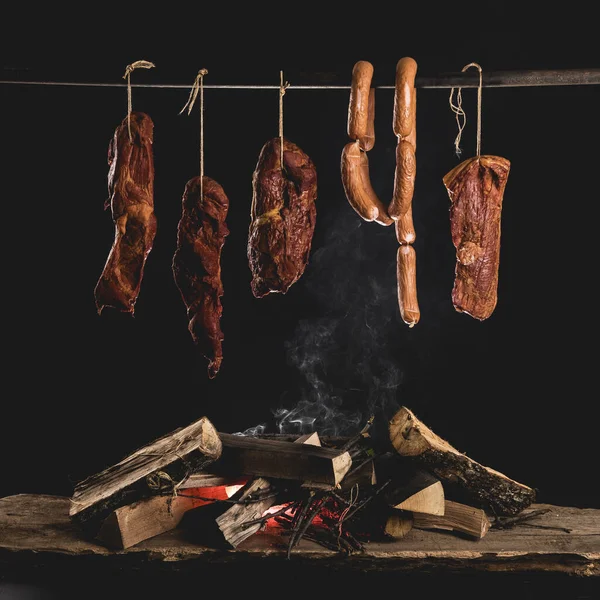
<box><xmin>248</xmin><ymin>137</ymin><xmax>317</xmax><ymax>298</ymax></box>
<box><xmin>173</xmin><ymin>176</ymin><xmax>230</xmax><ymax>378</ymax></box>
<box><xmin>443</xmin><ymin>155</ymin><xmax>510</xmax><ymax>320</ymax></box>
<box><xmin>94</xmin><ymin>112</ymin><xmax>157</xmax><ymax>315</ymax></box>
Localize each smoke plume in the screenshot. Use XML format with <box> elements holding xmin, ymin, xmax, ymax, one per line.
<box><xmin>274</xmin><ymin>209</ymin><xmax>403</xmax><ymax>437</ymax></box>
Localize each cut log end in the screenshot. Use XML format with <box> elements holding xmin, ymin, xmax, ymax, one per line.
<box><xmin>385</xmin><ymin>512</ymin><xmax>414</xmax><ymax>538</ymax></box>
<box><xmin>333</xmin><ymin>451</ymin><xmax>353</xmax><ymax>487</ymax></box>
<box><xmin>395</xmin><ymin>480</ymin><xmax>445</xmax><ymax>516</ymax></box>
<box><xmin>197</xmin><ymin>417</ymin><xmax>223</xmax><ymax>459</ymax></box>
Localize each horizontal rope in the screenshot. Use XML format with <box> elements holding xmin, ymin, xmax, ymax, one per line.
<box><xmin>1</xmin><ymin>69</ymin><xmax>599</xmax><ymax>90</ymax></box>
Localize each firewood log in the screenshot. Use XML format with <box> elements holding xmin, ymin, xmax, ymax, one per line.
<box><xmin>389</xmin><ymin>407</ymin><xmax>535</xmax><ymax>516</ymax></box>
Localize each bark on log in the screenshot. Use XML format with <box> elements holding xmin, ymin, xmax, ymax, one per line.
<box><xmin>69</xmin><ymin>417</ymin><xmax>222</xmax><ymax>534</ymax></box>
<box><xmin>389</xmin><ymin>407</ymin><xmax>535</xmax><ymax>516</ymax></box>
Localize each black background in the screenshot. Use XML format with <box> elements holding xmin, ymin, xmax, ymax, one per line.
<box><xmin>1</xmin><ymin>12</ymin><xmax>599</xmax><ymax>597</ymax></box>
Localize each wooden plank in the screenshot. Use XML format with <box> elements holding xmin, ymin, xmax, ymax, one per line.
<box><xmin>214</xmin><ymin>433</ymin><xmax>352</xmax><ymax>487</ymax></box>
<box><xmin>1</xmin><ymin>495</ymin><xmax>599</xmax><ymax>577</ymax></box>
<box><xmin>389</xmin><ymin>407</ymin><xmax>535</xmax><ymax>515</ymax></box>
<box><xmin>69</xmin><ymin>416</ymin><xmax>222</xmax><ymax>533</ymax></box>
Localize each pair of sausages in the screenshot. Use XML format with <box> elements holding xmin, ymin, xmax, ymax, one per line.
<box><xmin>341</xmin><ymin>59</ymin><xmax>420</xmax><ymax>326</ymax></box>
<box><xmin>341</xmin><ymin>61</ymin><xmax>393</xmax><ymax>226</ymax></box>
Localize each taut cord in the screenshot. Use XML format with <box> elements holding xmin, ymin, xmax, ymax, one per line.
<box><xmin>180</xmin><ymin>68</ymin><xmax>209</xmax><ymax>198</ymax></box>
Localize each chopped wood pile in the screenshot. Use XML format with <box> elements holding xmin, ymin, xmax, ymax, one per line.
<box><xmin>68</xmin><ymin>408</ymin><xmax>538</xmax><ymax>553</ymax></box>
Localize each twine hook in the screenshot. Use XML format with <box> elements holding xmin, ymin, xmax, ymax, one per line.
<box><xmin>449</xmin><ymin>62</ymin><xmax>483</xmax><ymax>158</ymax></box>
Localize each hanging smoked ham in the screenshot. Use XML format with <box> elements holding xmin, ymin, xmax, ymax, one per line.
<box><xmin>443</xmin><ymin>62</ymin><xmax>510</xmax><ymax>321</ymax></box>
<box><xmin>172</xmin><ymin>69</ymin><xmax>230</xmax><ymax>379</ymax></box>
<box><xmin>173</xmin><ymin>177</ymin><xmax>229</xmax><ymax>379</ymax></box>
<box><xmin>94</xmin><ymin>111</ymin><xmax>157</xmax><ymax>315</ymax></box>
<box><xmin>443</xmin><ymin>156</ymin><xmax>510</xmax><ymax>320</ymax></box>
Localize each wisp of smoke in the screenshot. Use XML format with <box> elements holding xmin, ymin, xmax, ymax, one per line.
<box><xmin>274</xmin><ymin>210</ymin><xmax>403</xmax><ymax>437</ymax></box>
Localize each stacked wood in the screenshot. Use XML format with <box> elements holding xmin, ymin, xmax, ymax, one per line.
<box><xmin>67</xmin><ymin>408</ymin><xmax>535</xmax><ymax>552</ymax></box>
<box><xmin>69</xmin><ymin>416</ymin><xmax>222</xmax><ymax>536</ymax></box>
<box><xmin>389</xmin><ymin>407</ymin><xmax>536</xmax><ymax>516</ymax></box>
<box><xmin>183</xmin><ymin>431</ymin><xmax>323</xmax><ymax>549</ymax></box>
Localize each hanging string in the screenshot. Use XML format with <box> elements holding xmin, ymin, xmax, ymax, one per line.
<box><xmin>279</xmin><ymin>70</ymin><xmax>290</xmax><ymax>168</ymax></box>
<box><xmin>449</xmin><ymin>62</ymin><xmax>483</xmax><ymax>158</ymax></box>
<box><xmin>180</xmin><ymin>68</ymin><xmax>209</xmax><ymax>197</ymax></box>
<box><xmin>122</xmin><ymin>60</ymin><xmax>156</xmax><ymax>142</ymax></box>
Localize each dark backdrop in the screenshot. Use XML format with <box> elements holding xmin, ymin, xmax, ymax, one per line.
<box><xmin>2</xmin><ymin>19</ymin><xmax>599</xmax><ymax>518</ymax></box>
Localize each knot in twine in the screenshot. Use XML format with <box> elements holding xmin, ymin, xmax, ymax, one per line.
<box><xmin>122</xmin><ymin>60</ymin><xmax>156</xmax><ymax>141</ymax></box>
<box><xmin>179</xmin><ymin>68</ymin><xmax>209</xmax><ymax>116</ymax></box>
<box><xmin>449</xmin><ymin>62</ymin><xmax>483</xmax><ymax>158</ymax></box>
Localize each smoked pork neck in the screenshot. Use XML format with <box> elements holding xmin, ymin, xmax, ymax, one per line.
<box><xmin>248</xmin><ymin>137</ymin><xmax>317</xmax><ymax>297</ymax></box>
<box><xmin>95</xmin><ymin>112</ymin><xmax>157</xmax><ymax>315</ymax></box>
<box><xmin>173</xmin><ymin>176</ymin><xmax>229</xmax><ymax>378</ymax></box>
<box><xmin>443</xmin><ymin>155</ymin><xmax>510</xmax><ymax>320</ymax></box>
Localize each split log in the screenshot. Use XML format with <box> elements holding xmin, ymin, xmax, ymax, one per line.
<box><xmin>214</xmin><ymin>478</ymin><xmax>279</xmax><ymax>548</ymax></box>
<box><xmin>96</xmin><ymin>486</ymin><xmax>228</xmax><ymax>549</ymax></box>
<box><xmin>385</xmin><ymin>511</ymin><xmax>414</xmax><ymax>538</ymax></box>
<box><xmin>384</xmin><ymin>470</ymin><xmax>445</xmax><ymax>515</ymax></box>
<box><xmin>214</xmin><ymin>432</ymin><xmax>352</xmax><ymax>487</ymax></box>
<box><xmin>412</xmin><ymin>499</ymin><xmax>491</xmax><ymax>539</ymax></box>
<box><xmin>69</xmin><ymin>416</ymin><xmax>222</xmax><ymax>534</ymax></box>
<box><xmin>389</xmin><ymin>407</ymin><xmax>535</xmax><ymax>516</ymax></box>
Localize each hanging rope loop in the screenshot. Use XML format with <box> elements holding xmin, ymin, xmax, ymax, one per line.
<box><xmin>279</xmin><ymin>70</ymin><xmax>290</xmax><ymax>168</ymax></box>
<box><xmin>449</xmin><ymin>62</ymin><xmax>483</xmax><ymax>158</ymax></box>
<box><xmin>123</xmin><ymin>60</ymin><xmax>156</xmax><ymax>141</ymax></box>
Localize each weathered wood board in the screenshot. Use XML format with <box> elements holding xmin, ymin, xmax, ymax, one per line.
<box><xmin>1</xmin><ymin>495</ymin><xmax>598</xmax><ymax>577</ymax></box>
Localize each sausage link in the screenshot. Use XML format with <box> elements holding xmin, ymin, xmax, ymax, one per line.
<box><xmin>395</xmin><ymin>204</ymin><xmax>416</xmax><ymax>245</ymax></box>
<box><xmin>393</xmin><ymin>57</ymin><xmax>418</xmax><ymax>138</ymax></box>
<box><xmin>389</xmin><ymin>140</ymin><xmax>416</xmax><ymax>219</ymax></box>
<box><xmin>341</xmin><ymin>141</ymin><xmax>393</xmax><ymax>226</ymax></box>
<box><xmin>397</xmin><ymin>245</ymin><xmax>420</xmax><ymax>327</ymax></box>
<box><xmin>348</xmin><ymin>61</ymin><xmax>375</xmax><ymax>151</ymax></box>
